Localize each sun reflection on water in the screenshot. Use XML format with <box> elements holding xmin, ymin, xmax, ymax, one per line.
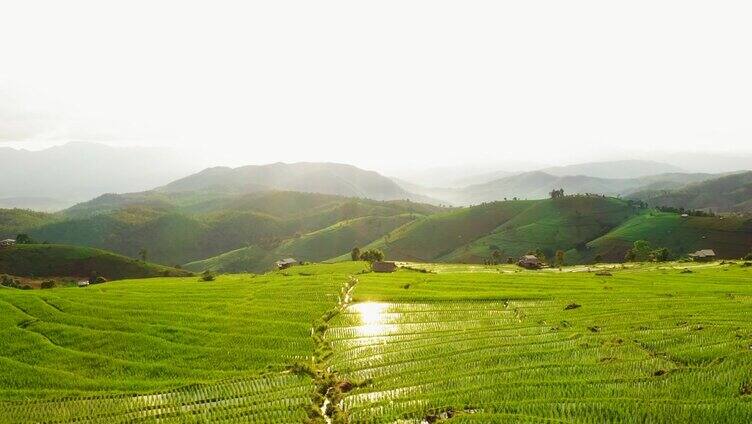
<box><xmin>352</xmin><ymin>302</ymin><xmax>395</xmax><ymax>339</ymax></box>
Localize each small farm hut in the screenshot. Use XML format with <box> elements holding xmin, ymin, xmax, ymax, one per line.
<box><xmin>275</xmin><ymin>258</ymin><xmax>299</xmax><ymax>270</ymax></box>
<box><xmin>372</xmin><ymin>261</ymin><xmax>397</xmax><ymax>273</ymax></box>
<box><xmin>688</xmin><ymin>249</ymin><xmax>716</xmax><ymax>262</ymax></box>
<box><xmin>517</xmin><ymin>255</ymin><xmax>542</xmax><ymax>269</ymax></box>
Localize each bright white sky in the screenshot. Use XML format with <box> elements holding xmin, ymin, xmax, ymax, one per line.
<box><xmin>1</xmin><ymin>1</ymin><xmax>751</xmax><ymax>171</ymax></box>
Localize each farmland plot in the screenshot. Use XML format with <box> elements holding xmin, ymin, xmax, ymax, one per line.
<box><xmin>327</xmin><ymin>264</ymin><xmax>752</xmax><ymax>423</ymax></box>
<box><xmin>0</xmin><ymin>265</ymin><xmax>364</xmax><ymax>423</ymax></box>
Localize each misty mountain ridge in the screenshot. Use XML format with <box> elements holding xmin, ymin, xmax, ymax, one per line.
<box><xmin>0</xmin><ymin>142</ymin><xmax>201</xmax><ymax>210</ymax></box>
<box><xmin>157</xmin><ymin>161</ymin><xmax>437</xmax><ymax>203</ymax></box>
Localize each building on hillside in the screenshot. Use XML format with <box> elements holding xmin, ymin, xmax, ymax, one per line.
<box><xmin>0</xmin><ymin>239</ymin><xmax>16</xmax><ymax>248</ymax></box>
<box><xmin>77</xmin><ymin>280</ymin><xmax>90</xmax><ymax>287</ymax></box>
<box><xmin>517</xmin><ymin>255</ymin><xmax>542</xmax><ymax>269</ymax></box>
<box><xmin>681</xmin><ymin>214</ymin><xmax>689</xmax><ymax>218</ymax></box>
<box><xmin>688</xmin><ymin>249</ymin><xmax>716</xmax><ymax>261</ymax></box>
<box><xmin>275</xmin><ymin>258</ymin><xmax>299</xmax><ymax>270</ymax></box>
<box><xmin>372</xmin><ymin>261</ymin><xmax>397</xmax><ymax>273</ymax></box>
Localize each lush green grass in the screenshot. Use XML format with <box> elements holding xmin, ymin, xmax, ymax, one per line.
<box><xmin>0</xmin><ymin>264</ymin><xmax>366</xmax><ymax>422</ymax></box>
<box><xmin>329</xmin><ymin>262</ymin><xmax>752</xmax><ymax>422</ymax></box>
<box><xmin>1</xmin><ymin>261</ymin><xmax>751</xmax><ymax>422</ymax></box>
<box><xmin>0</xmin><ymin>244</ymin><xmax>188</xmax><ymax>280</ymax></box>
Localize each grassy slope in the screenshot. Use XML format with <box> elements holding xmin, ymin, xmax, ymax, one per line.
<box><xmin>569</xmin><ymin>211</ymin><xmax>752</xmax><ymax>263</ymax></box>
<box><xmin>442</xmin><ymin>196</ymin><xmax>637</xmax><ymax>263</ymax></box>
<box><xmin>27</xmin><ymin>191</ymin><xmax>442</xmax><ymax>266</ymax></box>
<box><xmin>185</xmin><ymin>214</ymin><xmax>417</xmax><ymax>273</ymax></box>
<box><xmin>0</xmin><ymin>244</ymin><xmax>189</xmax><ymax>280</ymax></box>
<box><xmin>344</xmin><ymin>200</ymin><xmax>535</xmax><ymax>262</ymax></box>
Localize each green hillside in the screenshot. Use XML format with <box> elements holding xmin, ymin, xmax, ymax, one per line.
<box><xmin>185</xmin><ymin>214</ymin><xmax>416</xmax><ymax>273</ymax></box>
<box><xmin>443</xmin><ymin>196</ymin><xmax>637</xmax><ymax>263</ymax></box>
<box><xmin>0</xmin><ymin>244</ymin><xmax>189</xmax><ymax>280</ymax></box>
<box><xmin>0</xmin><ymin>209</ymin><xmax>54</xmax><ymax>239</ymax></box>
<box><xmin>20</xmin><ymin>191</ymin><xmax>441</xmax><ymax>266</ymax></box>
<box><xmin>570</xmin><ymin>212</ymin><xmax>752</xmax><ymax>263</ymax></box>
<box><xmin>350</xmin><ymin>200</ymin><xmax>535</xmax><ymax>262</ymax></box>
<box><xmin>330</xmin><ymin>196</ymin><xmax>751</xmax><ymax>265</ymax></box>
<box><xmin>1</xmin><ymin>262</ymin><xmax>751</xmax><ymax>422</ymax></box>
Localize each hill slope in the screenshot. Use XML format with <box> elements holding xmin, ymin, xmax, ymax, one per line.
<box><xmin>571</xmin><ymin>212</ymin><xmax>752</xmax><ymax>263</ymax></box>
<box><xmin>336</xmin><ymin>196</ymin><xmax>751</xmax><ymax>265</ymax></box>
<box><xmin>629</xmin><ymin>171</ymin><xmax>752</xmax><ymax>213</ymax></box>
<box><xmin>184</xmin><ymin>214</ymin><xmax>416</xmax><ymax>273</ymax></box>
<box><xmin>0</xmin><ymin>244</ymin><xmax>189</xmax><ymax>280</ymax></box>
<box><xmin>442</xmin><ymin>196</ymin><xmax>637</xmax><ymax>263</ymax></box>
<box><xmin>22</xmin><ymin>191</ymin><xmax>441</xmax><ymax>266</ymax></box>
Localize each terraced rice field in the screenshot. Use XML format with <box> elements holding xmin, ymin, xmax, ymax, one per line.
<box><xmin>1</xmin><ymin>261</ymin><xmax>751</xmax><ymax>422</ymax></box>
<box><xmin>330</xmin><ymin>262</ymin><xmax>752</xmax><ymax>423</ymax></box>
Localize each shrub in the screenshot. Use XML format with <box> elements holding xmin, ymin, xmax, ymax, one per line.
<box><xmin>650</xmin><ymin>248</ymin><xmax>671</xmax><ymax>262</ymax></box>
<box><xmin>351</xmin><ymin>247</ymin><xmax>361</xmax><ymax>261</ymax></box>
<box><xmin>40</xmin><ymin>280</ymin><xmax>56</xmax><ymax>289</ymax></box>
<box><xmin>94</xmin><ymin>276</ymin><xmax>107</xmax><ymax>284</ymax></box>
<box><xmin>201</xmin><ymin>270</ymin><xmax>216</xmax><ymax>282</ymax></box>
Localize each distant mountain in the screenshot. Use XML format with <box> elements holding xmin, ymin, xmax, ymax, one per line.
<box><xmin>629</xmin><ymin>171</ymin><xmax>752</xmax><ymax>213</ymax></box>
<box><xmin>0</xmin><ymin>142</ymin><xmax>201</xmax><ymax>209</ymax></box>
<box><xmin>426</xmin><ymin>171</ymin><xmax>717</xmax><ymax>205</ymax></box>
<box><xmin>0</xmin><ymin>197</ymin><xmax>71</xmax><ymax>212</ymax></box>
<box><xmin>158</xmin><ymin>162</ymin><xmax>435</xmax><ymax>203</ymax></box>
<box><xmin>541</xmin><ymin>160</ymin><xmax>685</xmax><ymax>179</ymax></box>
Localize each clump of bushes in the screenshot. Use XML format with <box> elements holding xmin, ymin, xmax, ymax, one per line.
<box><xmin>200</xmin><ymin>270</ymin><xmax>216</xmax><ymax>282</ymax></box>
<box><xmin>40</xmin><ymin>280</ymin><xmax>56</xmax><ymax>289</ymax></box>
<box><xmin>358</xmin><ymin>249</ymin><xmax>384</xmax><ymax>263</ymax></box>
<box><xmin>88</xmin><ymin>272</ymin><xmax>107</xmax><ymax>284</ymax></box>
<box><xmin>1</xmin><ymin>274</ymin><xmax>28</xmax><ymax>290</ymax></box>
<box><xmin>624</xmin><ymin>240</ymin><xmax>671</xmax><ymax>262</ymax></box>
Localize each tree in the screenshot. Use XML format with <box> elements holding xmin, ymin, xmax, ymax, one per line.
<box><xmin>549</xmin><ymin>188</ymin><xmax>564</xmax><ymax>199</ymax></box>
<box><xmin>626</xmin><ymin>240</ymin><xmax>652</xmax><ymax>262</ymax></box>
<box><xmin>359</xmin><ymin>249</ymin><xmax>384</xmax><ymax>263</ymax></box>
<box><xmin>15</xmin><ymin>234</ymin><xmax>33</xmax><ymax>244</ymax></box>
<box><xmin>534</xmin><ymin>248</ymin><xmax>548</xmax><ymax>264</ymax></box>
<box><xmin>138</xmin><ymin>248</ymin><xmax>148</xmax><ymax>262</ymax></box>
<box><xmin>555</xmin><ymin>250</ymin><xmax>565</xmax><ymax>267</ymax></box>
<box><xmin>351</xmin><ymin>247</ymin><xmax>361</xmax><ymax>261</ymax></box>
<box><xmin>491</xmin><ymin>249</ymin><xmax>503</xmax><ymax>265</ymax></box>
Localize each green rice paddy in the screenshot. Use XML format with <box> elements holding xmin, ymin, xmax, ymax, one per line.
<box><xmin>1</xmin><ymin>261</ymin><xmax>751</xmax><ymax>422</ymax></box>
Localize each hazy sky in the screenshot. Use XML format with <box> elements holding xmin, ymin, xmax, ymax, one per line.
<box><xmin>2</xmin><ymin>1</ymin><xmax>752</xmax><ymax>171</ymax></box>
